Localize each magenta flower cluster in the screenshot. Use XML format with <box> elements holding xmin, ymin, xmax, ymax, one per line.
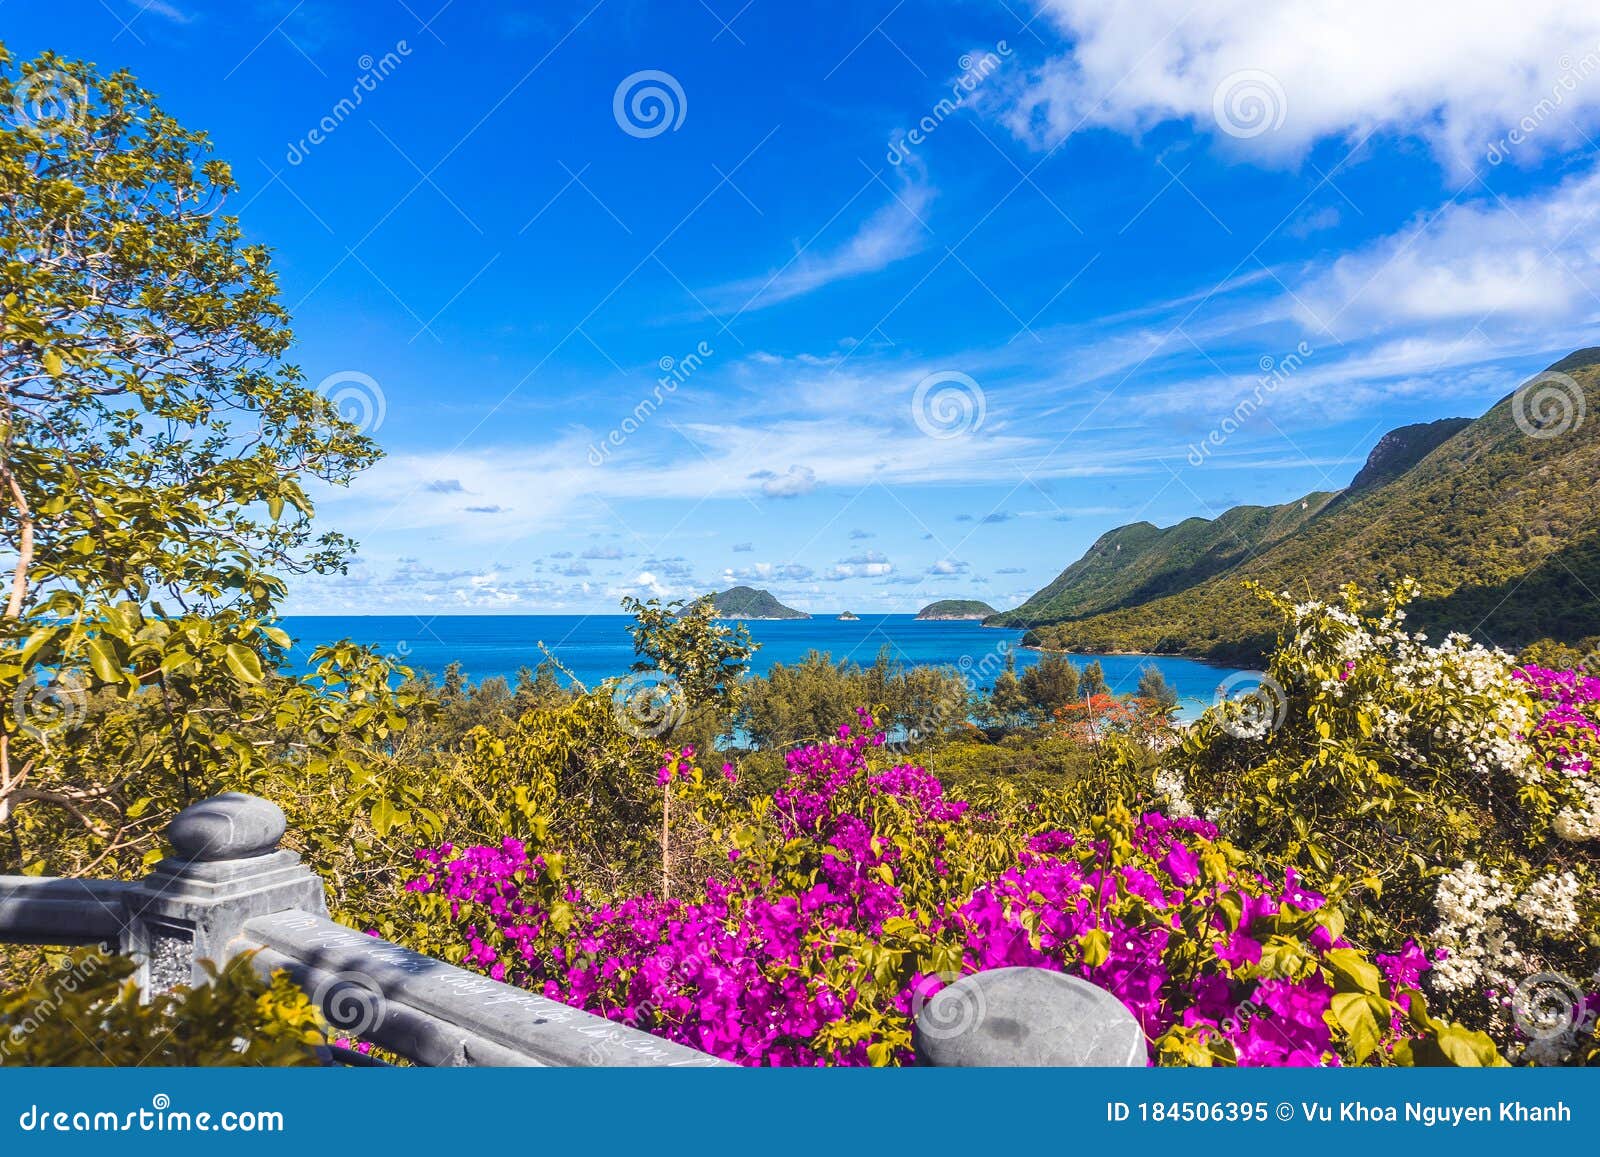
<box><xmin>407</xmin><ymin>714</ymin><xmax>1434</xmax><ymax>1066</ymax></box>
<box><xmin>1516</xmin><ymin>664</ymin><xmax>1600</xmax><ymax>774</ymax></box>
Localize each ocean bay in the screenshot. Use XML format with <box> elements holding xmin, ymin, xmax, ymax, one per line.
<box><xmin>281</xmin><ymin>613</ymin><xmax>1249</xmax><ymax>718</ymax></box>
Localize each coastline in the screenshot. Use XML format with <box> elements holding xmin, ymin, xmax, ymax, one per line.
<box><xmin>1017</xmin><ymin>640</ymin><xmax>1246</xmax><ymax>669</ymax></box>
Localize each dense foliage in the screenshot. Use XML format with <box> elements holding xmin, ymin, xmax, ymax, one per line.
<box><xmin>407</xmin><ymin>715</ymin><xmax>1503</xmax><ymax>1067</ymax></box>
<box><xmin>386</xmin><ymin>579</ymin><xmax>1597</xmax><ymax>1068</ymax></box>
<box><xmin>1</xmin><ymin>950</ymin><xmax>325</xmax><ymax>1065</ymax></box>
<box><xmin>0</xmin><ymin>45</ymin><xmax>413</xmax><ymax>885</ymax></box>
<box><xmin>1143</xmin><ymin>581</ymin><xmax>1600</xmax><ymax>1063</ymax></box>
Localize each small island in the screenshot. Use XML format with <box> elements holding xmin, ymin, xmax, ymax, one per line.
<box><xmin>915</xmin><ymin>599</ymin><xmax>998</xmax><ymax>621</ymax></box>
<box><xmin>838</xmin><ymin>611</ymin><xmax>860</xmax><ymax>621</ymax></box>
<box><xmin>709</xmin><ymin>585</ymin><xmax>810</xmax><ymax>619</ymax></box>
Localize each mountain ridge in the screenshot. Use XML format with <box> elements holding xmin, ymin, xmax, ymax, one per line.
<box><xmin>996</xmin><ymin>349</ymin><xmax>1600</xmax><ymax>662</ymax></box>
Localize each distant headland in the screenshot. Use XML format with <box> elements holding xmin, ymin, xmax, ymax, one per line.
<box><xmin>709</xmin><ymin>586</ymin><xmax>809</xmax><ymax>619</ymax></box>
<box><xmin>915</xmin><ymin>599</ymin><xmax>998</xmax><ymax>621</ymax></box>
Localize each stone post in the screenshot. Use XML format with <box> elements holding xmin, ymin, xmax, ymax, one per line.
<box><xmin>911</xmin><ymin>966</ymin><xmax>1148</xmax><ymax>1066</ymax></box>
<box><xmin>122</xmin><ymin>792</ymin><xmax>327</xmax><ymax>991</ymax></box>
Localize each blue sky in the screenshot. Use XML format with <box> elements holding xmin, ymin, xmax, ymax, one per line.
<box><xmin>10</xmin><ymin>0</ymin><xmax>1600</xmax><ymax>614</ymax></box>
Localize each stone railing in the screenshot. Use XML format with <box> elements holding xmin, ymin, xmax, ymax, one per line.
<box><xmin>0</xmin><ymin>792</ymin><xmax>1147</xmax><ymax>1068</ymax></box>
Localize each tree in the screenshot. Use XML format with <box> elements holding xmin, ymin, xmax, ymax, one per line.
<box><xmin>1136</xmin><ymin>664</ymin><xmax>1178</xmax><ymax>714</ymax></box>
<box><xmin>620</xmin><ymin>594</ymin><xmax>756</xmax><ymax>739</ymax></box>
<box><xmin>737</xmin><ymin>648</ymin><xmax>973</xmax><ymax>750</ymax></box>
<box><xmin>985</xmin><ymin>649</ymin><xmax>1028</xmax><ymax>728</ymax></box>
<box><xmin>1081</xmin><ymin>660</ymin><xmax>1110</xmax><ymax>698</ymax></box>
<box><xmin>1019</xmin><ymin>652</ymin><xmax>1081</xmax><ymax>717</ymax></box>
<box><xmin>0</xmin><ymin>47</ymin><xmax>402</xmax><ymax>873</ymax></box>
<box><xmin>513</xmin><ymin>660</ymin><xmax>570</xmax><ymax>713</ymax></box>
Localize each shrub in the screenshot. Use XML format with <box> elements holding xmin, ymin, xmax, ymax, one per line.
<box><xmin>407</xmin><ymin>715</ymin><xmax>1501</xmax><ymax>1067</ymax></box>
<box><xmin>0</xmin><ymin>950</ymin><xmax>325</xmax><ymax>1066</ymax></box>
<box><xmin>1160</xmin><ymin>581</ymin><xmax>1598</xmax><ymax>1062</ymax></box>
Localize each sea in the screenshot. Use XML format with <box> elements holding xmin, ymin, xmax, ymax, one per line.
<box><xmin>280</xmin><ymin>614</ymin><xmax>1251</xmax><ymax>720</ymax></box>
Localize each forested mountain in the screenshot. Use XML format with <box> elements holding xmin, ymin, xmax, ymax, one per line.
<box><xmin>987</xmin><ymin>494</ymin><xmax>1338</xmax><ymax>628</ymax></box>
<box><xmin>709</xmin><ymin>586</ymin><xmax>809</xmax><ymax>619</ymax></box>
<box><xmin>999</xmin><ymin>350</ymin><xmax>1600</xmax><ymax>662</ymax></box>
<box><xmin>916</xmin><ymin>599</ymin><xmax>997</xmax><ymax>619</ymax></box>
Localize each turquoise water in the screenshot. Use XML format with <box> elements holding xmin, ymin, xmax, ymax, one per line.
<box><xmin>280</xmin><ymin>614</ymin><xmax>1247</xmax><ymax>718</ymax></box>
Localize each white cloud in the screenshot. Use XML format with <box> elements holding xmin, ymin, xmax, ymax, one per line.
<box><xmin>317</xmin><ymin>408</ymin><xmax>1062</xmax><ymax>541</ymax></box>
<box><xmin>714</xmin><ymin>179</ymin><xmax>933</xmax><ymax>310</ymax></box>
<box><xmin>1006</xmin><ymin>0</ymin><xmax>1600</xmax><ymax>171</ymax></box>
<box><xmin>1296</xmin><ymin>168</ymin><xmax>1600</xmax><ymax>328</ymax></box>
<box><xmin>723</xmin><ymin>562</ymin><xmax>814</xmax><ymax>582</ymax></box>
<box><xmin>752</xmin><ymin>465</ymin><xmax>819</xmax><ymax>498</ymax></box>
<box><xmin>1012</xmin><ymin>167</ymin><xmax>1600</xmax><ymax>427</ymax></box>
<box><xmin>626</xmin><ymin>571</ymin><xmax>673</xmax><ymax>599</ymax></box>
<box><xmin>824</xmin><ymin>550</ymin><xmax>893</xmax><ymax>580</ymax></box>
<box><xmin>128</xmin><ymin>0</ymin><xmax>192</xmax><ymax>22</ymax></box>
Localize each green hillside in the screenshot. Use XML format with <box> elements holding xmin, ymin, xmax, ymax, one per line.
<box><xmin>988</xmin><ymin>493</ymin><xmax>1338</xmax><ymax>626</ymax></box>
<box><xmin>1343</xmin><ymin>417</ymin><xmax>1473</xmax><ymax>493</ymax></box>
<box><xmin>709</xmin><ymin>586</ymin><xmax>809</xmax><ymax>619</ymax></box>
<box><xmin>1012</xmin><ymin>349</ymin><xmax>1600</xmax><ymax>662</ymax></box>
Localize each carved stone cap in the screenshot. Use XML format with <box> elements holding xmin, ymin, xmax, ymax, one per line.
<box><xmin>166</xmin><ymin>792</ymin><xmax>287</xmax><ymax>862</ymax></box>
<box><xmin>912</xmin><ymin>966</ymin><xmax>1147</xmax><ymax>1067</ymax></box>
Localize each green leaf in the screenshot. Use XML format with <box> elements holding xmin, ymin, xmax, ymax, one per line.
<box><xmin>224</xmin><ymin>643</ymin><xmax>265</xmax><ymax>684</ymax></box>
<box><xmin>1079</xmin><ymin>928</ymin><xmax>1111</xmax><ymax>967</ymax></box>
<box><xmin>1329</xmin><ymin>991</ymin><xmax>1386</xmax><ymax>1063</ymax></box>
<box><xmin>86</xmin><ymin>637</ymin><xmax>123</xmax><ymax>683</ymax></box>
<box><xmin>159</xmin><ymin>649</ymin><xmax>194</xmax><ymax>674</ymax></box>
<box><xmin>18</xmin><ymin>626</ymin><xmax>59</xmax><ymax>664</ymax></box>
<box><xmin>1322</xmin><ymin>947</ymin><xmax>1384</xmax><ymax>995</ymax></box>
<box><xmin>370</xmin><ymin>798</ymin><xmax>411</xmax><ymax>839</ymax></box>
<box><xmin>1433</xmin><ymin>1025</ymin><xmax>1507</xmax><ymax>1067</ymax></box>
